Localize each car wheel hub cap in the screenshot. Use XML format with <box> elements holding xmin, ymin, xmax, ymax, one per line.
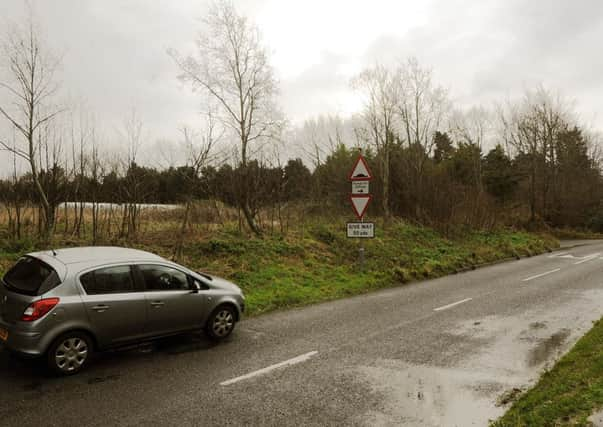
<box><xmin>213</xmin><ymin>310</ymin><xmax>234</xmax><ymax>336</ymax></box>
<box><xmin>55</xmin><ymin>338</ymin><xmax>88</xmax><ymax>372</ymax></box>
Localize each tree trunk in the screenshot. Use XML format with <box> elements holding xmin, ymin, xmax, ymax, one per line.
<box><xmin>92</xmin><ymin>201</ymin><xmax>99</xmax><ymax>246</ymax></box>
<box><xmin>382</xmin><ymin>145</ymin><xmax>390</xmax><ymax>224</ymax></box>
<box><xmin>75</xmin><ymin>201</ymin><xmax>84</xmax><ymax>238</ymax></box>
<box><xmin>30</xmin><ymin>161</ymin><xmax>54</xmax><ymax>241</ymax></box>
<box><xmin>63</xmin><ymin>202</ymin><xmax>69</xmax><ymax>234</ymax></box>
<box><xmin>173</xmin><ymin>199</ymin><xmax>192</xmax><ymax>262</ymax></box>
<box><xmin>15</xmin><ymin>203</ymin><xmax>22</xmax><ymax>239</ymax></box>
<box><xmin>240</xmin><ymin>139</ymin><xmax>262</xmax><ymax>236</ymax></box>
<box><xmin>242</xmin><ymin>203</ymin><xmax>261</xmax><ymax>235</ymax></box>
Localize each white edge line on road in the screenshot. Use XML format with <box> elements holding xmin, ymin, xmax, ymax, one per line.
<box><xmin>573</xmin><ymin>253</ymin><xmax>601</xmax><ymax>265</ymax></box>
<box><xmin>433</xmin><ymin>298</ymin><xmax>473</xmax><ymax>312</ymax></box>
<box><xmin>220</xmin><ymin>351</ymin><xmax>319</xmax><ymax>386</ymax></box>
<box><xmin>522</xmin><ymin>268</ymin><xmax>561</xmax><ymax>282</ymax></box>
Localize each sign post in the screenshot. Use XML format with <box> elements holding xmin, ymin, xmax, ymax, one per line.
<box><xmin>347</xmin><ymin>153</ymin><xmax>374</xmax><ymax>271</ymax></box>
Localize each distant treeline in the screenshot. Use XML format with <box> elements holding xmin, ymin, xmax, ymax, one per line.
<box><xmin>2</xmin><ymin>122</ymin><xmax>602</xmax><ymax>241</ymax></box>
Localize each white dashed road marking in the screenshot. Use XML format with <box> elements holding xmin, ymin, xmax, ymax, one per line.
<box><xmin>522</xmin><ymin>268</ymin><xmax>561</xmax><ymax>282</ymax></box>
<box><xmin>220</xmin><ymin>351</ymin><xmax>319</xmax><ymax>386</ymax></box>
<box><xmin>433</xmin><ymin>298</ymin><xmax>473</xmax><ymax>312</ymax></box>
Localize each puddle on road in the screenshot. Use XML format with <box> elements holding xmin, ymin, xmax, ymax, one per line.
<box><xmin>357</xmin><ymin>362</ymin><xmax>504</xmax><ymax>426</ymax></box>
<box><xmin>356</xmin><ymin>289</ymin><xmax>603</xmax><ymax>427</ymax></box>
<box><xmin>528</xmin><ymin>329</ymin><xmax>570</xmax><ymax>367</ymax></box>
<box><xmin>529</xmin><ymin>321</ymin><xmax>547</xmax><ymax>330</ymax></box>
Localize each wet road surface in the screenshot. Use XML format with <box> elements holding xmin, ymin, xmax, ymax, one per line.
<box><xmin>2</xmin><ymin>241</ymin><xmax>603</xmax><ymax>426</ymax></box>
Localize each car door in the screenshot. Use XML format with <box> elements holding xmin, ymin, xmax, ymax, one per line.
<box><xmin>79</xmin><ymin>265</ymin><xmax>148</xmax><ymax>347</ymax></box>
<box><xmin>136</xmin><ymin>264</ymin><xmax>207</xmax><ymax>336</ymax></box>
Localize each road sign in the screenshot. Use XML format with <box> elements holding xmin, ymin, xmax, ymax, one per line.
<box><xmin>351</xmin><ymin>181</ymin><xmax>369</xmax><ymax>194</ymax></box>
<box><xmin>350</xmin><ymin>194</ymin><xmax>371</xmax><ymax>219</ymax></box>
<box><xmin>348</xmin><ymin>154</ymin><xmax>373</xmax><ymax>268</ymax></box>
<box><xmin>347</xmin><ymin>222</ymin><xmax>375</xmax><ymax>238</ymax></box>
<box><xmin>348</xmin><ymin>155</ymin><xmax>372</xmax><ymax>181</ymax></box>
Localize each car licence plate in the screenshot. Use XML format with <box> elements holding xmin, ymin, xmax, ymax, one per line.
<box><xmin>0</xmin><ymin>328</ymin><xmax>8</xmax><ymax>342</ymax></box>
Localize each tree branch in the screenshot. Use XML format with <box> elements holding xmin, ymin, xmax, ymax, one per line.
<box><xmin>0</xmin><ymin>140</ymin><xmax>30</xmax><ymax>161</ymax></box>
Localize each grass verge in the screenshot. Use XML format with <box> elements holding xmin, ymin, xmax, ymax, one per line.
<box><xmin>493</xmin><ymin>317</ymin><xmax>603</xmax><ymax>426</ymax></box>
<box><xmin>0</xmin><ymin>220</ymin><xmax>558</xmax><ymax>316</ymax></box>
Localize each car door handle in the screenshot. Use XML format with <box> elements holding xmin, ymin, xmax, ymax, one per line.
<box><xmin>92</xmin><ymin>304</ymin><xmax>110</xmax><ymax>312</ymax></box>
<box><xmin>150</xmin><ymin>301</ymin><xmax>165</xmax><ymax>308</ymax></box>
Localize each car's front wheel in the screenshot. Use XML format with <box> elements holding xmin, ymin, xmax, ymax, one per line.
<box><xmin>205</xmin><ymin>305</ymin><xmax>236</xmax><ymax>340</ymax></box>
<box><xmin>47</xmin><ymin>332</ymin><xmax>93</xmax><ymax>375</ymax></box>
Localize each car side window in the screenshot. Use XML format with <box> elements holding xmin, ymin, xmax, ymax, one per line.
<box><xmin>80</xmin><ymin>266</ymin><xmax>136</xmax><ymax>295</ymax></box>
<box><xmin>138</xmin><ymin>265</ymin><xmax>190</xmax><ymax>291</ymax></box>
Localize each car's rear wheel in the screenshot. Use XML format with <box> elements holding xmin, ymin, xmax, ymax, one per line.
<box><xmin>205</xmin><ymin>305</ymin><xmax>236</xmax><ymax>340</ymax></box>
<box><xmin>47</xmin><ymin>332</ymin><xmax>93</xmax><ymax>375</ymax></box>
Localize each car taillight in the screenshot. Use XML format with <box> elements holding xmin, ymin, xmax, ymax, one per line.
<box><xmin>21</xmin><ymin>298</ymin><xmax>60</xmax><ymax>322</ymax></box>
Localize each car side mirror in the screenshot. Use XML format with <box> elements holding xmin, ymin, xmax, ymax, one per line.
<box><xmin>191</xmin><ymin>281</ymin><xmax>201</xmax><ymax>293</ymax></box>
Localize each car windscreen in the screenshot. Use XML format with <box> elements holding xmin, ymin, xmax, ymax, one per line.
<box><xmin>2</xmin><ymin>257</ymin><xmax>61</xmax><ymax>296</ymax></box>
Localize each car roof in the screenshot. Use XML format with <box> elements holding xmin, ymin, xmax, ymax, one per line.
<box><xmin>28</xmin><ymin>247</ymin><xmax>165</xmax><ymax>272</ymax></box>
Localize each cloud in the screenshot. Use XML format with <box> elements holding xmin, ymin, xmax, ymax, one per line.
<box><xmin>472</xmin><ymin>0</ymin><xmax>603</xmax><ymax>93</ymax></box>
<box><xmin>280</xmin><ymin>51</ymin><xmax>364</xmax><ymax>123</ymax></box>
<box><xmin>1</xmin><ymin>0</ymin><xmax>603</xmax><ymax>177</ymax></box>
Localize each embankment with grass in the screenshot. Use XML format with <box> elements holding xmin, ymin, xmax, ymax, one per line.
<box><xmin>493</xmin><ymin>316</ymin><xmax>603</xmax><ymax>426</ymax></box>
<box><xmin>0</xmin><ymin>220</ymin><xmax>558</xmax><ymax>315</ymax></box>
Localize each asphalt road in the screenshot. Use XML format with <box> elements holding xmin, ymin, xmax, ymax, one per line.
<box><xmin>2</xmin><ymin>241</ymin><xmax>603</xmax><ymax>426</ymax></box>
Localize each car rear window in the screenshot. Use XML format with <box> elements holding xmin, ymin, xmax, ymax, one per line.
<box><xmin>2</xmin><ymin>257</ymin><xmax>61</xmax><ymax>296</ymax></box>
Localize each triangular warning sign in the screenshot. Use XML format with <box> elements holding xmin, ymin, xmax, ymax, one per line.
<box><xmin>350</xmin><ymin>195</ymin><xmax>372</xmax><ymax>219</ymax></box>
<box><xmin>348</xmin><ymin>155</ymin><xmax>372</xmax><ymax>181</ymax></box>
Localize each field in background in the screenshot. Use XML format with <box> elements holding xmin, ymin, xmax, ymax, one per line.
<box><xmin>0</xmin><ymin>203</ymin><xmax>559</xmax><ymax>315</ymax></box>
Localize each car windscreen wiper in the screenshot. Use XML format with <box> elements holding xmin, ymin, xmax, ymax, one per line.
<box><xmin>197</xmin><ymin>271</ymin><xmax>213</xmax><ymax>281</ymax></box>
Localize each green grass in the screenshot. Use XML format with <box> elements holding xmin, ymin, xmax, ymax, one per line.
<box><xmin>0</xmin><ymin>220</ymin><xmax>558</xmax><ymax>316</ymax></box>
<box><xmin>493</xmin><ymin>317</ymin><xmax>603</xmax><ymax>426</ymax></box>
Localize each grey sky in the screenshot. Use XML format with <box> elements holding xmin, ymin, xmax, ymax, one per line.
<box><xmin>1</xmin><ymin>0</ymin><xmax>603</xmax><ymax>171</ymax></box>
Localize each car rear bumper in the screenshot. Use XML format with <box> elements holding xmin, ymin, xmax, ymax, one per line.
<box><xmin>0</xmin><ymin>317</ymin><xmax>44</xmax><ymax>357</ymax></box>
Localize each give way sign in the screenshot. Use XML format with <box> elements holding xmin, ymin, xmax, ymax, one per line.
<box><xmin>349</xmin><ymin>194</ymin><xmax>372</xmax><ymax>219</ymax></box>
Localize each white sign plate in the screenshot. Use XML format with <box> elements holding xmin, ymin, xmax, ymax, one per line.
<box><xmin>352</xmin><ymin>181</ymin><xmax>369</xmax><ymax>194</ymax></box>
<box><xmin>347</xmin><ymin>222</ymin><xmax>375</xmax><ymax>238</ymax></box>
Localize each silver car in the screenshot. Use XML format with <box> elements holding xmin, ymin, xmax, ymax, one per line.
<box><xmin>0</xmin><ymin>246</ymin><xmax>245</xmax><ymax>375</ymax></box>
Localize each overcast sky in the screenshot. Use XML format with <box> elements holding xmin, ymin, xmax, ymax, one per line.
<box><xmin>1</xmin><ymin>0</ymin><xmax>603</xmax><ymax>171</ymax></box>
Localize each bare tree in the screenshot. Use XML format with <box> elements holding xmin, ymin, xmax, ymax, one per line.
<box><xmin>397</xmin><ymin>58</ymin><xmax>448</xmax><ymax>153</ymax></box>
<box><xmin>499</xmin><ymin>86</ymin><xmax>571</xmax><ymax>222</ymax></box>
<box><xmin>451</xmin><ymin>106</ymin><xmax>492</xmax><ymax>150</ymax></box>
<box><xmin>352</xmin><ymin>64</ymin><xmax>400</xmax><ymax>221</ymax></box>
<box><xmin>118</xmin><ymin>108</ymin><xmax>145</xmax><ymax>239</ymax></box>
<box><xmin>173</xmin><ymin>113</ymin><xmax>222</xmax><ymax>260</ymax></box>
<box><xmin>395</xmin><ymin>57</ymin><xmax>449</xmax><ymax>218</ymax></box>
<box><xmin>169</xmin><ymin>0</ymin><xmax>283</xmax><ymax>235</ymax></box>
<box><xmin>68</xmin><ymin>107</ymin><xmax>91</xmax><ymax>237</ymax></box>
<box><xmin>0</xmin><ymin>12</ymin><xmax>63</xmax><ymax>240</ymax></box>
<box><xmin>88</xmin><ymin>126</ymin><xmax>104</xmax><ymax>245</ymax></box>
<box><xmin>451</xmin><ymin>105</ymin><xmax>493</xmax><ymax>189</ymax></box>
<box><xmin>295</xmin><ymin>115</ymin><xmax>349</xmax><ymax>168</ymax></box>
<box><xmin>1</xmin><ymin>126</ymin><xmax>25</xmax><ymax>240</ymax></box>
